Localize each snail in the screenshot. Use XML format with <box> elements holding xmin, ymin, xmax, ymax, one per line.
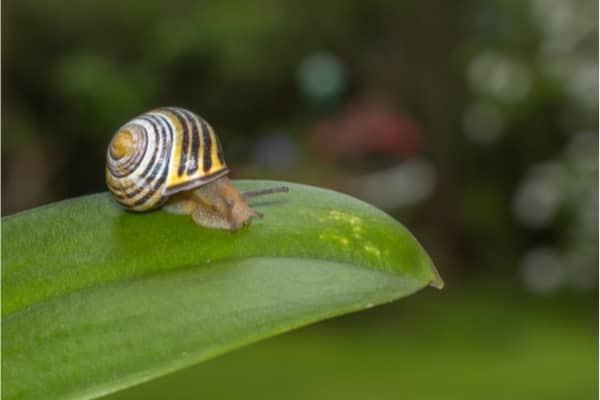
<box><xmin>105</xmin><ymin>107</ymin><xmax>288</xmax><ymax>231</ymax></box>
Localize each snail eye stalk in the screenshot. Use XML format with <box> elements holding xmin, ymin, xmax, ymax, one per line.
<box><xmin>242</xmin><ymin>186</ymin><xmax>289</xmax><ymax>199</ymax></box>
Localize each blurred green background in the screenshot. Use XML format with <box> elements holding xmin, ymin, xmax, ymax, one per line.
<box><xmin>2</xmin><ymin>0</ymin><xmax>598</xmax><ymax>399</ymax></box>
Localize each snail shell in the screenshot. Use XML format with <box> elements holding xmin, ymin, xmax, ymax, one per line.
<box><xmin>106</xmin><ymin>107</ymin><xmax>229</xmax><ymax>211</ymax></box>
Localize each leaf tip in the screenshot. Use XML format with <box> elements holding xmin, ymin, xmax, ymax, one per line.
<box><xmin>429</xmin><ymin>277</ymin><xmax>445</xmax><ymax>290</ymax></box>
<box><xmin>428</xmin><ymin>263</ymin><xmax>445</xmax><ymax>290</ymax></box>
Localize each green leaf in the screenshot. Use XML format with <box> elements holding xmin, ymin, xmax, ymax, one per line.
<box><xmin>2</xmin><ymin>180</ymin><xmax>442</xmax><ymax>400</ymax></box>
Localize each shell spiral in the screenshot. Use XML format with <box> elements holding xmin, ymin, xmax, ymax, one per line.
<box><xmin>106</xmin><ymin>107</ymin><xmax>229</xmax><ymax>211</ymax></box>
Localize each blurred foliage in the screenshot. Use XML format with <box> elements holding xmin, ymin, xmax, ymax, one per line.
<box><xmin>104</xmin><ymin>285</ymin><xmax>596</xmax><ymax>400</ymax></box>
<box><xmin>3</xmin><ymin>1</ymin><xmax>461</xmax><ymax>197</ymax></box>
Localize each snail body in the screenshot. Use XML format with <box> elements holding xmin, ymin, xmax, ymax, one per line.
<box><xmin>106</xmin><ymin>107</ymin><xmax>287</xmax><ymax>231</ymax></box>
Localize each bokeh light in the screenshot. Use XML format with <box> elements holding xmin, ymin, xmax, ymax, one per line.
<box><xmin>297</xmin><ymin>52</ymin><xmax>346</xmax><ymax>106</ymax></box>
<box><xmin>512</xmin><ymin>162</ymin><xmax>566</xmax><ymax>229</ymax></box>
<box><xmin>520</xmin><ymin>246</ymin><xmax>564</xmax><ymax>294</ymax></box>
<box><xmin>467</xmin><ymin>51</ymin><xmax>531</xmax><ymax>103</ymax></box>
<box><xmin>462</xmin><ymin>101</ymin><xmax>505</xmax><ymax>145</ymax></box>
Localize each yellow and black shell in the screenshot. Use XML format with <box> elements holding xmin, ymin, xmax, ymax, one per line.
<box><xmin>106</xmin><ymin>107</ymin><xmax>229</xmax><ymax>211</ymax></box>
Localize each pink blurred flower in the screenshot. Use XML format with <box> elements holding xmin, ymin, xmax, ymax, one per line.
<box><xmin>312</xmin><ymin>97</ymin><xmax>424</xmax><ymax>163</ymax></box>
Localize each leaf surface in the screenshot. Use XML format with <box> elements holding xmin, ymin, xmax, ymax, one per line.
<box><xmin>2</xmin><ymin>180</ymin><xmax>441</xmax><ymax>399</ymax></box>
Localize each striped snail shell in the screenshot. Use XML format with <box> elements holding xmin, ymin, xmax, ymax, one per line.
<box><xmin>106</xmin><ymin>107</ymin><xmax>229</xmax><ymax>211</ymax></box>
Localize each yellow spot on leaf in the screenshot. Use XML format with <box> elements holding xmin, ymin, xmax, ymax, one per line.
<box><xmin>319</xmin><ymin>232</ymin><xmax>350</xmax><ymax>246</ymax></box>
<box><xmin>363</xmin><ymin>243</ymin><xmax>381</xmax><ymax>258</ymax></box>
